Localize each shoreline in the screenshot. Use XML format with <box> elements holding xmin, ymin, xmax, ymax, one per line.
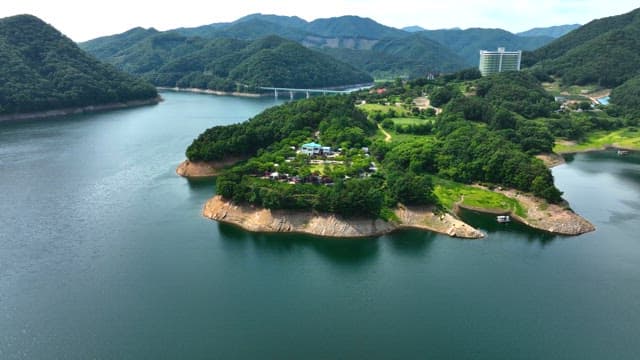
<box><xmin>203</xmin><ymin>196</ymin><xmax>484</xmax><ymax>239</ymax></box>
<box><xmin>0</xmin><ymin>97</ymin><xmax>162</xmax><ymax>122</ymax></box>
<box><xmin>176</xmin><ymin>158</ymin><xmax>246</xmax><ymax>178</ymax></box>
<box><xmin>157</xmin><ymin>87</ymin><xmax>265</xmax><ymax>98</ymax></box>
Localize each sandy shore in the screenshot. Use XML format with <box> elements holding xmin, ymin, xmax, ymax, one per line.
<box><xmin>202</xmin><ymin>196</ymin><xmax>484</xmax><ymax>239</ymax></box>
<box><xmin>0</xmin><ymin>97</ymin><xmax>162</xmax><ymax>122</ymax></box>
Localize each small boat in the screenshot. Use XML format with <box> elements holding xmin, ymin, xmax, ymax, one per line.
<box><xmin>497</xmin><ymin>215</ymin><xmax>511</xmax><ymax>223</ymax></box>
<box><xmin>617</xmin><ymin>149</ymin><xmax>629</xmax><ymax>156</ymax></box>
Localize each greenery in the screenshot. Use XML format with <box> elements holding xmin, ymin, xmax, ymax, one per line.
<box><xmin>186</xmin><ymin>96</ymin><xmax>374</xmax><ymax>161</ymax></box>
<box><xmin>420</xmin><ymin>28</ymin><xmax>553</xmax><ymax>66</ymax></box>
<box><xmin>82</xmin><ymin>33</ymin><xmax>372</xmax><ymax>91</ymax></box>
<box><xmin>0</xmin><ymin>15</ymin><xmax>157</xmax><ymax>115</ymax></box>
<box><xmin>525</xmin><ymin>8</ymin><xmax>640</xmax><ymax>88</ymax></box>
<box><xmin>553</xmin><ymin>127</ymin><xmax>640</xmax><ymax>153</ymax></box>
<box><xmin>432</xmin><ymin>178</ymin><xmax>527</xmax><ymax>218</ymax></box>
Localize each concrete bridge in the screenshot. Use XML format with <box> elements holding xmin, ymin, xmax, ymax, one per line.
<box><xmin>258</xmin><ymin>84</ymin><xmax>373</xmax><ymax>100</ymax></box>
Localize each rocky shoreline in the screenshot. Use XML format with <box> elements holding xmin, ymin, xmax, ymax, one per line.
<box><xmin>176</xmin><ymin>158</ymin><xmax>245</xmax><ymax>178</ymax></box>
<box><xmin>203</xmin><ymin>196</ymin><xmax>484</xmax><ymax>239</ymax></box>
<box><xmin>157</xmin><ymin>87</ymin><xmax>264</xmax><ymax>98</ymax></box>
<box><xmin>0</xmin><ymin>97</ymin><xmax>162</xmax><ymax>122</ymax></box>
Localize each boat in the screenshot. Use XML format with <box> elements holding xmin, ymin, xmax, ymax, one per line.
<box><xmin>497</xmin><ymin>215</ymin><xmax>511</xmax><ymax>223</ymax></box>
<box><xmin>617</xmin><ymin>149</ymin><xmax>630</xmax><ymax>156</ymax></box>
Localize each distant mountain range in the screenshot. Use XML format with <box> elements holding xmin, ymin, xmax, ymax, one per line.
<box><xmin>82</xmin><ymin>14</ymin><xmax>579</xmax><ymax>81</ymax></box>
<box><xmin>517</xmin><ymin>24</ymin><xmax>580</xmax><ymax>38</ymax></box>
<box><xmin>0</xmin><ymin>15</ymin><xmax>157</xmax><ymax>117</ymax></box>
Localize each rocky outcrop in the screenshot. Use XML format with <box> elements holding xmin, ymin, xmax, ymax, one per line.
<box><xmin>491</xmin><ymin>188</ymin><xmax>595</xmax><ymax>235</ymax></box>
<box><xmin>176</xmin><ymin>158</ymin><xmax>244</xmax><ymax>178</ymax></box>
<box><xmin>202</xmin><ymin>196</ymin><xmax>484</xmax><ymax>239</ymax></box>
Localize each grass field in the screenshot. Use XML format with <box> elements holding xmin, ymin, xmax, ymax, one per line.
<box><xmin>433</xmin><ymin>178</ymin><xmax>527</xmax><ymax>218</ymax></box>
<box><xmin>391</xmin><ymin>117</ymin><xmax>433</xmax><ymax>126</ymax></box>
<box><xmin>554</xmin><ymin>127</ymin><xmax>640</xmax><ymax>153</ymax></box>
<box><xmin>359</xmin><ymin>103</ymin><xmax>409</xmax><ymax>117</ymax></box>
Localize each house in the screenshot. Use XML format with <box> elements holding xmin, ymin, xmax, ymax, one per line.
<box><xmin>301</xmin><ymin>142</ymin><xmax>322</xmax><ymax>156</ymax></box>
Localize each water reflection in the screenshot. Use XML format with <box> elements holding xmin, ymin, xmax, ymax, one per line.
<box><xmin>458</xmin><ymin>208</ymin><xmax>557</xmax><ymax>245</ymax></box>
<box><xmin>217</xmin><ymin>222</ymin><xmax>381</xmax><ymax>266</ymax></box>
<box><xmin>387</xmin><ymin>230</ymin><xmax>436</xmax><ymax>258</ymax></box>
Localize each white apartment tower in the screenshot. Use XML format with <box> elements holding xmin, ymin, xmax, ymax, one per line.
<box><xmin>479</xmin><ymin>47</ymin><xmax>522</xmax><ymax>76</ymax></box>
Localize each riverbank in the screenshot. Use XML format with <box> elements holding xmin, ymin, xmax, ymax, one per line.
<box><xmin>0</xmin><ymin>97</ymin><xmax>162</xmax><ymax>122</ymax></box>
<box><xmin>203</xmin><ymin>195</ymin><xmax>484</xmax><ymax>239</ymax></box>
<box><xmin>157</xmin><ymin>87</ymin><xmax>264</xmax><ymax>98</ymax></box>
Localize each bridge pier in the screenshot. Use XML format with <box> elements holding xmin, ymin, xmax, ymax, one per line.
<box><xmin>274</xmin><ymin>89</ymin><xmax>278</xmax><ymax>100</ymax></box>
<box><xmin>306</xmin><ymin>91</ymin><xmax>310</xmax><ymax>99</ymax></box>
<box><xmin>289</xmin><ymin>91</ymin><xmax>293</xmax><ymax>100</ymax></box>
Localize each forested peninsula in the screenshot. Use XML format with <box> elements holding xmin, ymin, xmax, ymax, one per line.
<box><xmin>180</xmin><ymin>71</ymin><xmax>596</xmax><ymax>238</ymax></box>
<box><xmin>0</xmin><ymin>14</ymin><xmax>158</xmax><ymax>119</ymax></box>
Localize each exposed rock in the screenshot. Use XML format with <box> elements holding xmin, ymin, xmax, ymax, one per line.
<box><xmin>176</xmin><ymin>158</ymin><xmax>244</xmax><ymax>178</ymax></box>
<box><xmin>536</xmin><ymin>153</ymin><xmax>566</xmax><ymax>168</ymax></box>
<box><xmin>492</xmin><ymin>188</ymin><xmax>595</xmax><ymax>235</ymax></box>
<box><xmin>202</xmin><ymin>196</ymin><xmax>484</xmax><ymax>239</ymax></box>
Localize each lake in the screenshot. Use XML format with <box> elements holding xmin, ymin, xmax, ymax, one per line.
<box><xmin>1</xmin><ymin>92</ymin><xmax>639</xmax><ymax>359</ymax></box>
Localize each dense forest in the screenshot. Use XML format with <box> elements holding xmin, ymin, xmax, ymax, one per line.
<box><xmin>524</xmin><ymin>8</ymin><xmax>640</xmax><ymax>88</ymax></box>
<box><xmin>0</xmin><ymin>15</ymin><xmax>157</xmax><ymax>115</ymax></box>
<box><xmin>82</xmin><ymin>33</ymin><xmax>372</xmax><ymax>91</ymax></box>
<box><xmin>187</xmin><ymin>70</ymin><xmax>575</xmax><ymax>219</ymax></box>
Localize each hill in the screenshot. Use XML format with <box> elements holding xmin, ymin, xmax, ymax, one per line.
<box><xmin>0</xmin><ymin>14</ymin><xmax>157</xmax><ymax>116</ymax></box>
<box><xmin>420</xmin><ymin>28</ymin><xmax>553</xmax><ymax>66</ymax></box>
<box><xmin>517</xmin><ymin>24</ymin><xmax>581</xmax><ymax>38</ymax></box>
<box><xmin>82</xmin><ymin>32</ymin><xmax>372</xmax><ymax>91</ymax></box>
<box><xmin>526</xmin><ymin>8</ymin><xmax>640</xmax><ymax>87</ymax></box>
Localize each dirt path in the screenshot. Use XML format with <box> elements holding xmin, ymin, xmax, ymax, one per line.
<box><xmin>378</xmin><ymin>123</ymin><xmax>392</xmax><ymax>142</ymax></box>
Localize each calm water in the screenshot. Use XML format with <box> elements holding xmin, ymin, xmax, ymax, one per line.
<box><xmin>1</xmin><ymin>92</ymin><xmax>639</xmax><ymax>359</ymax></box>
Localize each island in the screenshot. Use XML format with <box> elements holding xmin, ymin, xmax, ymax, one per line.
<box><xmin>177</xmin><ymin>69</ymin><xmax>605</xmax><ymax>238</ymax></box>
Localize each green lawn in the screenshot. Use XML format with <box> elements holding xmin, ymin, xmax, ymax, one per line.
<box><xmin>433</xmin><ymin>178</ymin><xmax>527</xmax><ymax>218</ymax></box>
<box><xmin>554</xmin><ymin>127</ymin><xmax>640</xmax><ymax>153</ymax></box>
<box><xmin>391</xmin><ymin>117</ymin><xmax>433</xmax><ymax>126</ymax></box>
<box><xmin>359</xmin><ymin>103</ymin><xmax>409</xmax><ymax>117</ymax></box>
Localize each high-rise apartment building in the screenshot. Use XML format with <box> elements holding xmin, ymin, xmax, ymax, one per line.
<box><xmin>479</xmin><ymin>47</ymin><xmax>522</xmax><ymax>76</ymax></box>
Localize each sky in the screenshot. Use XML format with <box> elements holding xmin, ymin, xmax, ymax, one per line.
<box><xmin>1</xmin><ymin>0</ymin><xmax>638</xmax><ymax>42</ymax></box>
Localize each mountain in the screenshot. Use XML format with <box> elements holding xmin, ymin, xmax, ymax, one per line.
<box><xmin>420</xmin><ymin>28</ymin><xmax>553</xmax><ymax>66</ymax></box>
<box><xmin>0</xmin><ymin>14</ymin><xmax>157</xmax><ymax>116</ymax></box>
<box><xmin>402</xmin><ymin>26</ymin><xmax>426</xmax><ymax>33</ymax></box>
<box><xmin>320</xmin><ymin>34</ymin><xmax>467</xmax><ymax>78</ymax></box>
<box><xmin>81</xmin><ymin>32</ymin><xmax>372</xmax><ymax>91</ymax></box>
<box><xmin>517</xmin><ymin>24</ymin><xmax>581</xmax><ymax>38</ymax></box>
<box><xmin>526</xmin><ymin>8</ymin><xmax>640</xmax><ymax>87</ymax></box>
<box><xmin>306</xmin><ymin>16</ymin><xmax>406</xmax><ymax>39</ymax></box>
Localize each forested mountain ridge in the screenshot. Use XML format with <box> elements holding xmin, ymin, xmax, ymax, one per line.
<box><xmin>83</xmin><ymin>13</ymin><xmax>557</xmax><ymax>80</ymax></box>
<box><xmin>0</xmin><ymin>14</ymin><xmax>157</xmax><ymax>116</ymax></box>
<box><xmin>81</xmin><ymin>32</ymin><xmax>373</xmax><ymax>91</ymax></box>
<box><xmin>525</xmin><ymin>8</ymin><xmax>640</xmax><ymax>87</ymax></box>
<box><xmin>419</xmin><ymin>28</ymin><xmax>552</xmax><ymax>66</ymax></box>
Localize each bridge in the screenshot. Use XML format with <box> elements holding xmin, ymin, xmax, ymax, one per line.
<box><xmin>258</xmin><ymin>84</ymin><xmax>373</xmax><ymax>100</ymax></box>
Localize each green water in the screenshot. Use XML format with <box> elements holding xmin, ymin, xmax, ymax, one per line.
<box><xmin>1</xmin><ymin>92</ymin><xmax>639</xmax><ymax>359</ymax></box>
